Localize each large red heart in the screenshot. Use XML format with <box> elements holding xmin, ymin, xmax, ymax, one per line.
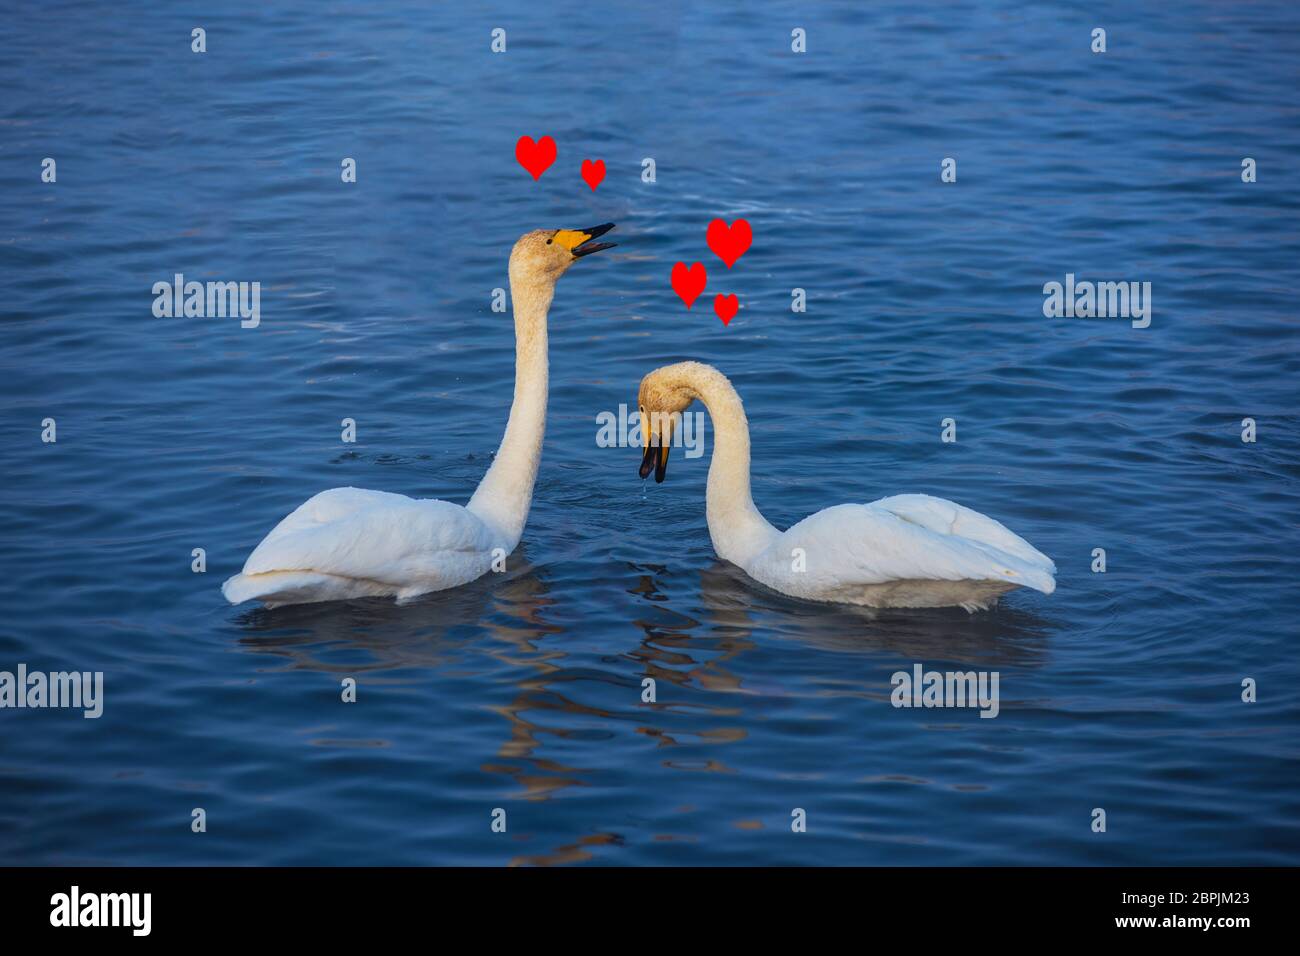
<box><xmin>581</xmin><ymin>158</ymin><xmax>605</xmax><ymax>190</ymax></box>
<box><xmin>671</xmin><ymin>261</ymin><xmax>707</xmax><ymax>309</ymax></box>
<box><xmin>714</xmin><ymin>293</ymin><xmax>739</xmax><ymax>325</ymax></box>
<box><xmin>706</xmin><ymin>218</ymin><xmax>752</xmax><ymax>268</ymax></box>
<box><xmin>516</xmin><ymin>135</ymin><xmax>556</xmax><ymax>180</ymax></box>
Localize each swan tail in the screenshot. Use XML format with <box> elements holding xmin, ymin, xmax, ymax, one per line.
<box><xmin>976</xmin><ymin>557</ymin><xmax>1055</xmax><ymax>598</ymax></box>
<box><xmin>221</xmin><ymin>570</ymin><xmax>392</xmax><ymax>608</ymax></box>
<box><xmin>1007</xmin><ymin>563</ymin><xmax>1055</xmax><ymax>596</ymax></box>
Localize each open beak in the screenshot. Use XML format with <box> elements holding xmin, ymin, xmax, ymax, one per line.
<box><xmin>556</xmin><ymin>222</ymin><xmax>617</xmax><ymax>258</ymax></box>
<box><xmin>639</xmin><ymin>437</ymin><xmax>670</xmax><ymax>483</ymax></box>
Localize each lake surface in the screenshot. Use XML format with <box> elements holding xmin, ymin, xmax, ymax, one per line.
<box><xmin>2</xmin><ymin>1</ymin><xmax>1298</xmax><ymax>865</ymax></box>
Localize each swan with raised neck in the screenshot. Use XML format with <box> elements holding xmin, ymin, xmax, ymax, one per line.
<box><xmin>222</xmin><ymin>223</ymin><xmax>616</xmax><ymax>608</ymax></box>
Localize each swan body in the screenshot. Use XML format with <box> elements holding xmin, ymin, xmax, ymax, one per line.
<box><xmin>221</xmin><ymin>488</ymin><xmax>501</xmax><ymax>606</ymax></box>
<box><xmin>223</xmin><ymin>224</ymin><xmax>616</xmax><ymax>608</ymax></box>
<box><xmin>636</xmin><ymin>362</ymin><xmax>1055</xmax><ymax>611</ymax></box>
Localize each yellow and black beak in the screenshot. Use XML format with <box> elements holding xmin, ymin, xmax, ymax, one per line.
<box><xmin>552</xmin><ymin>222</ymin><xmax>617</xmax><ymax>258</ymax></box>
<box><xmin>639</xmin><ymin>437</ymin><xmax>670</xmax><ymax>483</ymax></box>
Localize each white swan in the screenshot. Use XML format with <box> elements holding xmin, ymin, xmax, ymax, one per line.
<box><xmin>636</xmin><ymin>362</ymin><xmax>1055</xmax><ymax>611</ymax></box>
<box><xmin>222</xmin><ymin>223</ymin><xmax>617</xmax><ymax>608</ymax></box>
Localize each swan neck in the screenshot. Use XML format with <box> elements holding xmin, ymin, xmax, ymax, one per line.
<box><xmin>466</xmin><ymin>272</ymin><xmax>552</xmax><ymax>547</ymax></box>
<box><xmin>687</xmin><ymin>370</ymin><xmax>777</xmax><ymax>566</ymax></box>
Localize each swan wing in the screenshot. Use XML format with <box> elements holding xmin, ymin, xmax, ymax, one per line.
<box><xmin>764</xmin><ymin>498</ymin><xmax>1055</xmax><ymax>594</ymax></box>
<box><xmin>870</xmin><ymin>493</ymin><xmax>1056</xmax><ymax>574</ymax></box>
<box><xmin>239</xmin><ymin>486</ymin><xmax>498</xmax><ymax>586</ymax></box>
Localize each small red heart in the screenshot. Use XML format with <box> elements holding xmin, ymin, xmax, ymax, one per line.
<box><xmin>671</xmin><ymin>261</ymin><xmax>707</xmax><ymax>309</ymax></box>
<box><xmin>516</xmin><ymin>135</ymin><xmax>556</xmax><ymax>180</ymax></box>
<box><xmin>581</xmin><ymin>158</ymin><xmax>605</xmax><ymax>190</ymax></box>
<box><xmin>706</xmin><ymin>218</ymin><xmax>752</xmax><ymax>268</ymax></box>
<box><xmin>714</xmin><ymin>293</ymin><xmax>739</xmax><ymax>325</ymax></box>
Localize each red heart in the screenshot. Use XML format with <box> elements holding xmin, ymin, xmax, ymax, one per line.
<box><xmin>706</xmin><ymin>218</ymin><xmax>752</xmax><ymax>268</ymax></box>
<box><xmin>714</xmin><ymin>293</ymin><xmax>738</xmax><ymax>325</ymax></box>
<box><xmin>515</xmin><ymin>135</ymin><xmax>556</xmax><ymax>180</ymax></box>
<box><xmin>581</xmin><ymin>158</ymin><xmax>605</xmax><ymax>190</ymax></box>
<box><xmin>671</xmin><ymin>261</ymin><xmax>707</xmax><ymax>309</ymax></box>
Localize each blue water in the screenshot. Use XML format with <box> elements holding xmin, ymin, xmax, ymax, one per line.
<box><xmin>2</xmin><ymin>1</ymin><xmax>1298</xmax><ymax>866</ymax></box>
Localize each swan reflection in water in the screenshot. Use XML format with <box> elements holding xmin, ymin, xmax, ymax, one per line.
<box><xmin>230</xmin><ymin>549</ymin><xmax>1055</xmax><ymax>864</ymax></box>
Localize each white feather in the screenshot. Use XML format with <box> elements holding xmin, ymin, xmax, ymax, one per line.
<box><xmin>745</xmin><ymin>497</ymin><xmax>1056</xmax><ymax>608</ymax></box>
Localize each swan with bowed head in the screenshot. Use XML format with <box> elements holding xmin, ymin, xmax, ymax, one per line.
<box><xmin>636</xmin><ymin>361</ymin><xmax>1055</xmax><ymax>611</ymax></box>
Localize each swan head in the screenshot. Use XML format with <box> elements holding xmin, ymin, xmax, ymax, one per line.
<box><xmin>636</xmin><ymin>362</ymin><xmax>702</xmax><ymax>483</ymax></box>
<box><xmin>509</xmin><ymin>223</ymin><xmax>617</xmax><ymax>285</ymax></box>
